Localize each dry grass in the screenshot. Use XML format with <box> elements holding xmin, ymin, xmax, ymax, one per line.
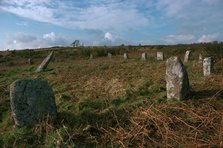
<box><xmin>99</xmin><ymin>99</ymin><xmax>223</xmax><ymax>147</ymax></box>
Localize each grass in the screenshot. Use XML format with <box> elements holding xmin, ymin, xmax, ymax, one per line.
<box><xmin>0</xmin><ymin>43</ymin><xmax>222</xmax><ymax>147</ymax></box>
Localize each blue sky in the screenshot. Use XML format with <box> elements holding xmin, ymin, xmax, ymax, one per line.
<box><xmin>0</xmin><ymin>0</ymin><xmax>223</xmax><ymax>50</ymax></box>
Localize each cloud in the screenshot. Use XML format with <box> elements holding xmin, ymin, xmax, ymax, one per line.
<box><xmin>104</xmin><ymin>32</ymin><xmax>114</xmax><ymax>41</ymax></box>
<box><xmin>43</xmin><ymin>32</ymin><xmax>56</xmax><ymax>41</ymax></box>
<box><xmin>16</xmin><ymin>21</ymin><xmax>28</xmax><ymax>26</ymax></box>
<box><xmin>202</xmin><ymin>0</ymin><xmax>222</xmax><ymax>5</ymax></box>
<box><xmin>0</xmin><ymin>0</ymin><xmax>150</xmax><ymax>34</ymax></box>
<box><xmin>1</xmin><ymin>0</ymin><xmax>223</xmax><ymax>47</ymax></box>
<box><xmin>5</xmin><ymin>32</ymin><xmax>69</xmax><ymax>50</ymax></box>
<box><xmin>164</xmin><ymin>34</ymin><xmax>195</xmax><ymax>44</ymax></box>
<box><xmin>154</xmin><ymin>0</ymin><xmax>223</xmax><ymax>40</ymax></box>
<box><xmin>198</xmin><ymin>34</ymin><xmax>219</xmax><ymax>43</ymax></box>
<box><xmin>156</xmin><ymin>0</ymin><xmax>192</xmax><ymax>17</ymax></box>
<box><xmin>14</xmin><ymin>33</ymin><xmax>37</xmax><ymax>42</ymax></box>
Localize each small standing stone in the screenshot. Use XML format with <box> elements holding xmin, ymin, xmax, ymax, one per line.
<box><xmin>108</xmin><ymin>53</ymin><xmax>112</xmax><ymax>58</ymax></box>
<box><xmin>199</xmin><ymin>54</ymin><xmax>203</xmax><ymax>63</ymax></box>
<box><xmin>36</xmin><ymin>51</ymin><xmax>54</xmax><ymax>72</ymax></box>
<box><xmin>184</xmin><ymin>50</ymin><xmax>191</xmax><ymax>63</ymax></box>
<box><xmin>141</xmin><ymin>52</ymin><xmax>147</xmax><ymax>60</ymax></box>
<box><xmin>203</xmin><ymin>57</ymin><xmax>212</xmax><ymax>76</ymax></box>
<box><xmin>90</xmin><ymin>54</ymin><xmax>94</xmax><ymax>59</ymax></box>
<box><xmin>157</xmin><ymin>52</ymin><xmax>164</xmax><ymax>60</ymax></box>
<box><xmin>10</xmin><ymin>79</ymin><xmax>57</xmax><ymax>126</ymax></box>
<box><xmin>166</xmin><ymin>57</ymin><xmax>190</xmax><ymax>100</ymax></box>
<box><xmin>123</xmin><ymin>53</ymin><xmax>128</xmax><ymax>60</ymax></box>
<box><xmin>28</xmin><ymin>58</ymin><xmax>33</xmax><ymax>65</ymax></box>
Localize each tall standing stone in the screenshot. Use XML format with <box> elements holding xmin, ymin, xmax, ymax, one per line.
<box><xmin>203</xmin><ymin>57</ymin><xmax>212</xmax><ymax>76</ymax></box>
<box><xmin>157</xmin><ymin>52</ymin><xmax>164</xmax><ymax>60</ymax></box>
<box><xmin>36</xmin><ymin>51</ymin><xmax>54</xmax><ymax>72</ymax></box>
<box><xmin>141</xmin><ymin>52</ymin><xmax>147</xmax><ymax>60</ymax></box>
<box><xmin>199</xmin><ymin>54</ymin><xmax>203</xmax><ymax>63</ymax></box>
<box><xmin>10</xmin><ymin>79</ymin><xmax>57</xmax><ymax>126</ymax></box>
<box><xmin>166</xmin><ymin>57</ymin><xmax>190</xmax><ymax>100</ymax></box>
<box><xmin>184</xmin><ymin>50</ymin><xmax>191</xmax><ymax>63</ymax></box>
<box><xmin>123</xmin><ymin>53</ymin><xmax>128</xmax><ymax>60</ymax></box>
<box><xmin>108</xmin><ymin>53</ymin><xmax>112</xmax><ymax>58</ymax></box>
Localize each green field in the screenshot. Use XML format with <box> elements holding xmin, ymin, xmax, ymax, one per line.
<box><xmin>0</xmin><ymin>43</ymin><xmax>223</xmax><ymax>147</ymax></box>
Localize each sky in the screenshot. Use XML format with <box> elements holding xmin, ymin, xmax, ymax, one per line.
<box><xmin>0</xmin><ymin>0</ymin><xmax>223</xmax><ymax>50</ymax></box>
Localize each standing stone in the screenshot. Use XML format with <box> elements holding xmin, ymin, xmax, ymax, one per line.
<box><xmin>28</xmin><ymin>58</ymin><xmax>33</xmax><ymax>65</ymax></box>
<box><xmin>10</xmin><ymin>79</ymin><xmax>57</xmax><ymax>126</ymax></box>
<box><xmin>36</xmin><ymin>51</ymin><xmax>54</xmax><ymax>72</ymax></box>
<box><xmin>157</xmin><ymin>52</ymin><xmax>164</xmax><ymax>60</ymax></box>
<box><xmin>108</xmin><ymin>53</ymin><xmax>112</xmax><ymax>58</ymax></box>
<box><xmin>166</xmin><ymin>57</ymin><xmax>190</xmax><ymax>100</ymax></box>
<box><xmin>184</xmin><ymin>50</ymin><xmax>191</xmax><ymax>63</ymax></box>
<box><xmin>203</xmin><ymin>57</ymin><xmax>212</xmax><ymax>76</ymax></box>
<box><xmin>199</xmin><ymin>54</ymin><xmax>203</xmax><ymax>63</ymax></box>
<box><xmin>90</xmin><ymin>54</ymin><xmax>94</xmax><ymax>59</ymax></box>
<box><xmin>123</xmin><ymin>53</ymin><xmax>128</xmax><ymax>60</ymax></box>
<box><xmin>141</xmin><ymin>52</ymin><xmax>147</xmax><ymax>60</ymax></box>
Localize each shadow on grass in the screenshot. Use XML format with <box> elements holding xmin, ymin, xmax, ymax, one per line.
<box><xmin>57</xmin><ymin>108</ymin><xmax>130</xmax><ymax>129</ymax></box>
<box><xmin>189</xmin><ymin>89</ymin><xmax>223</xmax><ymax>100</ymax></box>
<box><xmin>0</xmin><ymin>99</ymin><xmax>10</xmax><ymax>122</ymax></box>
<box><xmin>56</xmin><ymin>109</ymin><xmax>130</xmax><ymax>147</ymax></box>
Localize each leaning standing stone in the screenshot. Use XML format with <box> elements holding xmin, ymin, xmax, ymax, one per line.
<box><xmin>141</xmin><ymin>52</ymin><xmax>147</xmax><ymax>60</ymax></box>
<box><xmin>166</xmin><ymin>57</ymin><xmax>190</xmax><ymax>100</ymax></box>
<box><xmin>203</xmin><ymin>57</ymin><xmax>212</xmax><ymax>76</ymax></box>
<box><xmin>157</xmin><ymin>52</ymin><xmax>164</xmax><ymax>60</ymax></box>
<box><xmin>123</xmin><ymin>53</ymin><xmax>128</xmax><ymax>60</ymax></box>
<box><xmin>184</xmin><ymin>50</ymin><xmax>191</xmax><ymax>63</ymax></box>
<box><xmin>36</xmin><ymin>51</ymin><xmax>54</xmax><ymax>72</ymax></box>
<box><xmin>10</xmin><ymin>79</ymin><xmax>57</xmax><ymax>126</ymax></box>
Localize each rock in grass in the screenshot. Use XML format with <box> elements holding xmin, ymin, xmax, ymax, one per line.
<box><xmin>10</xmin><ymin>79</ymin><xmax>57</xmax><ymax>126</ymax></box>
<box><xmin>203</xmin><ymin>57</ymin><xmax>212</xmax><ymax>76</ymax></box>
<box><xmin>36</xmin><ymin>51</ymin><xmax>54</xmax><ymax>72</ymax></box>
<box><xmin>157</xmin><ymin>52</ymin><xmax>164</xmax><ymax>60</ymax></box>
<box><xmin>184</xmin><ymin>50</ymin><xmax>191</xmax><ymax>63</ymax></box>
<box><xmin>141</xmin><ymin>52</ymin><xmax>147</xmax><ymax>60</ymax></box>
<box><xmin>166</xmin><ymin>57</ymin><xmax>190</xmax><ymax>100</ymax></box>
<box><xmin>123</xmin><ymin>53</ymin><xmax>128</xmax><ymax>60</ymax></box>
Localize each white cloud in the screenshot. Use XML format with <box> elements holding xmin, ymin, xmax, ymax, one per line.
<box><xmin>202</xmin><ymin>0</ymin><xmax>222</xmax><ymax>5</ymax></box>
<box><xmin>164</xmin><ymin>34</ymin><xmax>195</xmax><ymax>44</ymax></box>
<box><xmin>0</xmin><ymin>0</ymin><xmax>150</xmax><ymax>34</ymax></box>
<box><xmin>1</xmin><ymin>0</ymin><xmax>223</xmax><ymax>47</ymax></box>
<box><xmin>156</xmin><ymin>0</ymin><xmax>192</xmax><ymax>17</ymax></box>
<box><xmin>198</xmin><ymin>34</ymin><xmax>219</xmax><ymax>43</ymax></box>
<box><xmin>16</xmin><ymin>21</ymin><xmax>28</xmax><ymax>26</ymax></box>
<box><xmin>43</xmin><ymin>32</ymin><xmax>56</xmax><ymax>41</ymax></box>
<box><xmin>104</xmin><ymin>32</ymin><xmax>114</xmax><ymax>41</ymax></box>
<box><xmin>0</xmin><ymin>0</ymin><xmax>55</xmax><ymax>24</ymax></box>
<box><xmin>4</xmin><ymin>32</ymin><xmax>69</xmax><ymax>50</ymax></box>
